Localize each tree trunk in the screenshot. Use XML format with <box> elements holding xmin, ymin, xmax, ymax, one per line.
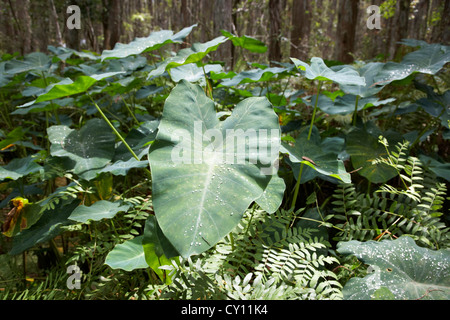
<box><xmin>431</xmin><ymin>0</ymin><xmax>450</xmax><ymax>45</ymax></box>
<box><xmin>66</xmin><ymin>0</ymin><xmax>80</xmax><ymax>50</ymax></box>
<box><xmin>108</xmin><ymin>0</ymin><xmax>121</xmax><ymax>47</ymax></box>
<box><xmin>409</xmin><ymin>0</ymin><xmax>429</xmax><ymax>40</ymax></box>
<box><xmin>50</xmin><ymin>0</ymin><xmax>63</xmax><ymax>47</ymax></box>
<box><xmin>290</xmin><ymin>0</ymin><xmax>310</xmax><ymax>60</ymax></box>
<box><xmin>213</xmin><ymin>0</ymin><xmax>233</xmax><ymax>67</ymax></box>
<box><xmin>102</xmin><ymin>0</ymin><xmax>121</xmax><ymax>50</ymax></box>
<box><xmin>392</xmin><ymin>0</ymin><xmax>411</xmax><ymax>60</ymax></box>
<box><xmin>334</xmin><ymin>0</ymin><xmax>358</xmax><ymax>63</ymax></box>
<box><xmin>268</xmin><ymin>0</ymin><xmax>282</xmax><ymax>63</ymax></box>
<box><xmin>15</xmin><ymin>0</ymin><xmax>32</xmax><ymax>54</ymax></box>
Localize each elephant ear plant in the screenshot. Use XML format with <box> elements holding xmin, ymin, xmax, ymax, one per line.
<box><xmin>148</xmin><ymin>80</ymin><xmax>282</xmax><ymax>258</ymax></box>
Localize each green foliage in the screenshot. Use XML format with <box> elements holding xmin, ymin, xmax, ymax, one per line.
<box><xmin>338</xmin><ymin>236</ymin><xmax>450</xmax><ymax>300</ymax></box>
<box><xmin>0</xmin><ymin>24</ymin><xmax>448</xmax><ymax>300</ymax></box>
<box><xmin>331</xmin><ymin>140</ymin><xmax>449</xmax><ymax>249</ymax></box>
<box><xmin>153</xmin><ymin>208</ymin><xmax>342</xmax><ymax>300</ymax></box>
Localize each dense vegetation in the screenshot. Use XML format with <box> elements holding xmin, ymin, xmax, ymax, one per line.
<box><xmin>0</xmin><ymin>23</ymin><xmax>449</xmax><ymax>300</ymax></box>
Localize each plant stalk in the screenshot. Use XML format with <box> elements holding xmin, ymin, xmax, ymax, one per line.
<box><xmin>88</xmin><ymin>94</ymin><xmax>152</xmax><ymax>179</ymax></box>
<box><xmin>352</xmin><ymin>95</ymin><xmax>360</xmax><ymax>126</ymax></box>
<box><xmin>120</xmin><ymin>95</ymin><xmax>140</xmax><ymax>125</ymax></box>
<box><xmin>290</xmin><ymin>80</ymin><xmax>322</xmax><ymax>210</ymax></box>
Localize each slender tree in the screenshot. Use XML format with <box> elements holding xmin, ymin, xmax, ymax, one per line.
<box><xmin>431</xmin><ymin>0</ymin><xmax>450</xmax><ymax>45</ymax></box>
<box><xmin>392</xmin><ymin>0</ymin><xmax>411</xmax><ymax>60</ymax></box>
<box><xmin>213</xmin><ymin>0</ymin><xmax>233</xmax><ymax>67</ymax></box>
<box><xmin>50</xmin><ymin>0</ymin><xmax>63</xmax><ymax>47</ymax></box>
<box><xmin>15</xmin><ymin>0</ymin><xmax>32</xmax><ymax>54</ymax></box>
<box><xmin>334</xmin><ymin>0</ymin><xmax>359</xmax><ymax>63</ymax></box>
<box><xmin>290</xmin><ymin>0</ymin><xmax>310</xmax><ymax>60</ymax></box>
<box><xmin>409</xmin><ymin>0</ymin><xmax>429</xmax><ymax>40</ymax></box>
<box><xmin>268</xmin><ymin>0</ymin><xmax>282</xmax><ymax>63</ymax></box>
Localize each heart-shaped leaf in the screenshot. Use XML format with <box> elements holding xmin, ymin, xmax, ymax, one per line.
<box><xmin>339</xmin><ymin>62</ymin><xmax>387</xmax><ymax>97</ymax></box>
<box><xmin>221</xmin><ymin>30</ymin><xmax>268</xmax><ymax>53</ymax></box>
<box><xmin>345</xmin><ymin>127</ymin><xmax>402</xmax><ymax>184</ymax></box>
<box><xmin>374</xmin><ymin>44</ymin><xmax>450</xmax><ymax>86</ymax></box>
<box><xmin>47</xmin><ymin>118</ymin><xmax>116</xmax><ymax>180</ymax></box>
<box><xmin>113</xmin><ymin>119</ymin><xmax>159</xmax><ymax>161</ymax></box>
<box><xmin>9</xmin><ymin>199</ymin><xmax>80</xmax><ymax>255</ymax></box>
<box><xmin>291</xmin><ymin>57</ymin><xmax>366</xmax><ymax>86</ymax></box>
<box><xmin>255</xmin><ymin>174</ymin><xmax>286</xmax><ymax>214</ymax></box>
<box><xmin>68</xmin><ymin>200</ymin><xmax>131</xmax><ymax>223</ymax></box>
<box><xmin>148</xmin><ymin>80</ymin><xmax>280</xmax><ymax>257</ymax></box>
<box><xmin>98</xmin><ymin>158</ymin><xmax>149</xmax><ymax>176</ymax></box>
<box><xmin>0</xmin><ymin>155</ymin><xmax>42</xmax><ymax>180</ymax></box>
<box><xmin>281</xmin><ymin>130</ymin><xmax>351</xmax><ymax>184</ymax></box>
<box><xmin>220</xmin><ymin>66</ymin><xmax>291</xmax><ymax>87</ymax></box>
<box><xmin>142</xmin><ymin>216</ymin><xmax>178</xmax><ymax>283</ymax></box>
<box><xmin>147</xmin><ymin>36</ymin><xmax>228</xmax><ymax>79</ymax></box>
<box><xmin>170</xmin><ymin>63</ymin><xmax>223</xmax><ymax>83</ymax></box>
<box><xmin>2</xmin><ymin>198</ymin><xmax>42</xmax><ymax>238</ymax></box>
<box><xmin>308</xmin><ymin>94</ymin><xmax>395</xmax><ymax>115</ymax></box>
<box><xmin>101</xmin><ymin>25</ymin><xmax>197</xmax><ymax>61</ymax></box>
<box><xmin>419</xmin><ymin>155</ymin><xmax>450</xmax><ymax>182</ymax></box>
<box><xmin>105</xmin><ymin>236</ymin><xmax>148</xmax><ymax>271</ymax></box>
<box><xmin>18</xmin><ymin>72</ymin><xmax>125</xmax><ymax>108</ymax></box>
<box><xmin>4</xmin><ymin>52</ymin><xmax>52</xmax><ymax>75</ymax></box>
<box><xmin>337</xmin><ymin>236</ymin><xmax>450</xmax><ymax>300</ymax></box>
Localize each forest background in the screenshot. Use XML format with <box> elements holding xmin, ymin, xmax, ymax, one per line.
<box><xmin>0</xmin><ymin>0</ymin><xmax>449</xmax><ymax>68</ymax></box>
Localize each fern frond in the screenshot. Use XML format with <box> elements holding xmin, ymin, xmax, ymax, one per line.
<box><xmin>157</xmin><ymin>207</ymin><xmax>343</xmax><ymax>300</ymax></box>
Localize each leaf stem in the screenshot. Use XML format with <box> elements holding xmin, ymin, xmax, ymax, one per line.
<box><xmin>352</xmin><ymin>95</ymin><xmax>360</xmax><ymax>126</ymax></box>
<box><xmin>87</xmin><ymin>93</ymin><xmax>152</xmax><ymax>179</ymax></box>
<box><xmin>202</xmin><ymin>65</ymin><xmax>213</xmax><ymax>100</ymax></box>
<box><xmin>307</xmin><ymin>80</ymin><xmax>322</xmax><ymax>140</ymax></box>
<box><xmin>120</xmin><ymin>95</ymin><xmax>140</xmax><ymax>125</ymax></box>
<box><xmin>291</xmin><ymin>80</ymin><xmax>322</xmax><ymax>210</ymax></box>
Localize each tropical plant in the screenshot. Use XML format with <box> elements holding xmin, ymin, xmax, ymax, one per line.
<box><xmin>0</xmin><ymin>24</ymin><xmax>448</xmax><ymax>300</ymax></box>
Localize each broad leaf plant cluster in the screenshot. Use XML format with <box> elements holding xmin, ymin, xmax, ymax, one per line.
<box><xmin>0</xmin><ymin>26</ymin><xmax>449</xmax><ymax>300</ymax></box>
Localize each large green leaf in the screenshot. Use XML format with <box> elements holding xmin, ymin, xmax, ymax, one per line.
<box><xmin>2</xmin><ymin>199</ymin><xmax>42</xmax><ymax>238</ymax></box>
<box><xmin>419</xmin><ymin>155</ymin><xmax>450</xmax><ymax>182</ymax></box>
<box><xmin>255</xmin><ymin>174</ymin><xmax>286</xmax><ymax>214</ymax></box>
<box><xmin>142</xmin><ymin>216</ymin><xmax>178</xmax><ymax>283</ymax></box>
<box><xmin>147</xmin><ymin>36</ymin><xmax>228</xmax><ymax>79</ymax></box>
<box><xmin>221</xmin><ymin>30</ymin><xmax>268</xmax><ymax>53</ymax></box>
<box><xmin>308</xmin><ymin>94</ymin><xmax>395</xmax><ymax>115</ymax></box>
<box><xmin>280</xmin><ymin>130</ymin><xmax>351</xmax><ymax>184</ymax></box>
<box><xmin>337</xmin><ymin>236</ymin><xmax>450</xmax><ymax>300</ymax></box>
<box><xmin>291</xmin><ymin>57</ymin><xmax>366</xmax><ymax>86</ymax></box>
<box><xmin>220</xmin><ymin>66</ymin><xmax>291</xmax><ymax>87</ymax></box>
<box><xmin>0</xmin><ymin>155</ymin><xmax>42</xmax><ymax>180</ymax></box>
<box><xmin>9</xmin><ymin>199</ymin><xmax>80</xmax><ymax>255</ymax></box>
<box><xmin>101</xmin><ymin>25</ymin><xmax>196</xmax><ymax>60</ymax></box>
<box><xmin>18</xmin><ymin>72</ymin><xmax>125</xmax><ymax>108</ymax></box>
<box><xmin>170</xmin><ymin>63</ymin><xmax>222</xmax><ymax>83</ymax></box>
<box><xmin>47</xmin><ymin>45</ymin><xmax>99</xmax><ymax>61</ymax></box>
<box><xmin>47</xmin><ymin>118</ymin><xmax>116</xmax><ymax>180</ymax></box>
<box><xmin>339</xmin><ymin>62</ymin><xmax>387</xmax><ymax>97</ymax></box>
<box><xmin>148</xmin><ymin>80</ymin><xmax>280</xmax><ymax>257</ymax></box>
<box><xmin>4</xmin><ymin>52</ymin><xmax>52</xmax><ymax>75</ymax></box>
<box><xmin>113</xmin><ymin>119</ymin><xmax>159</xmax><ymax>161</ymax></box>
<box><xmin>345</xmin><ymin>127</ymin><xmax>402</xmax><ymax>184</ymax></box>
<box><xmin>0</xmin><ymin>127</ymin><xmax>28</xmax><ymax>150</ymax></box>
<box><xmin>374</xmin><ymin>44</ymin><xmax>450</xmax><ymax>86</ymax></box>
<box><xmin>68</xmin><ymin>200</ymin><xmax>131</xmax><ymax>223</ymax></box>
<box><xmin>98</xmin><ymin>158</ymin><xmax>149</xmax><ymax>176</ymax></box>
<box><xmin>105</xmin><ymin>236</ymin><xmax>148</xmax><ymax>271</ymax></box>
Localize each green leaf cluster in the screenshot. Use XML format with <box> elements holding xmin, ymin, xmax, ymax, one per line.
<box><xmin>0</xmin><ymin>24</ymin><xmax>448</xmax><ymax>300</ymax></box>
